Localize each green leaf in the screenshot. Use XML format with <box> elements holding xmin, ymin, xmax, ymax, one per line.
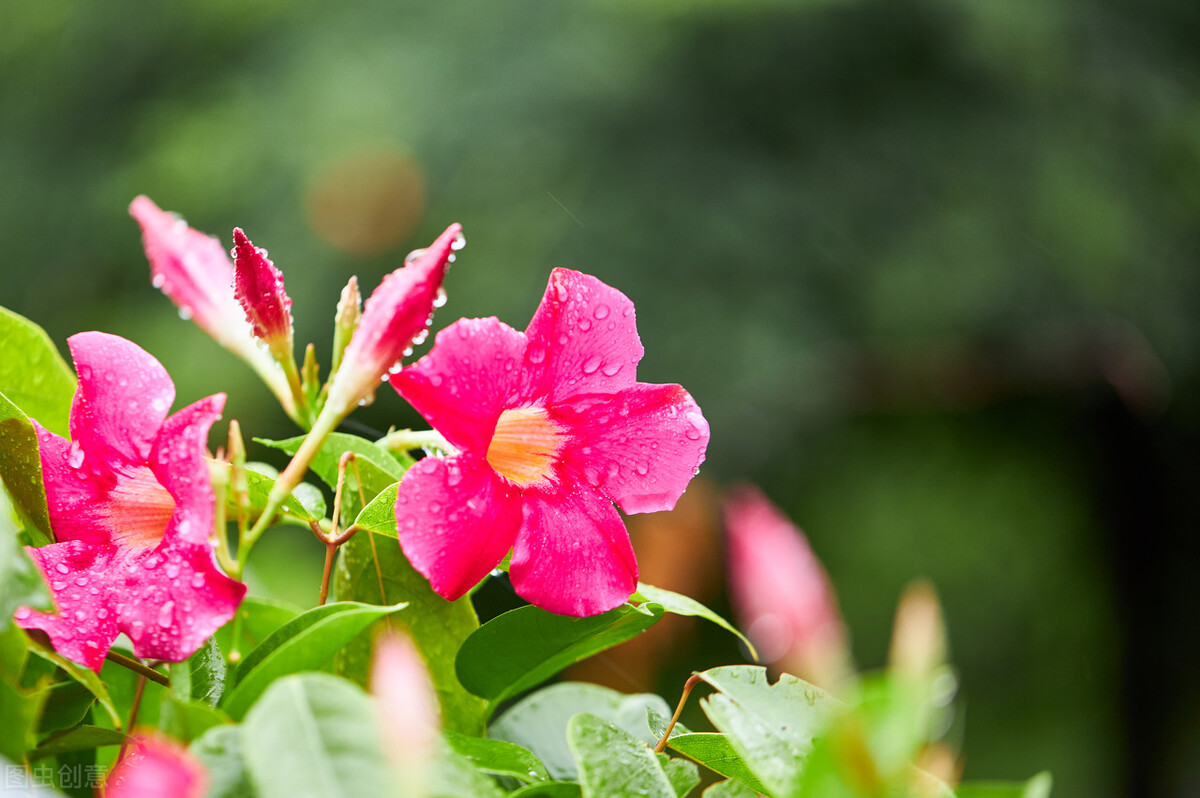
<box><xmin>171</xmin><ymin>636</ymin><xmax>227</xmax><ymax>706</ymax></box>
<box><xmin>230</xmin><ymin>602</ymin><xmax>369</xmax><ymax>688</ymax></box>
<box><xmin>429</xmin><ymin>743</ymin><xmax>508</xmax><ymax>798</ymax></box>
<box><xmin>160</xmin><ymin>696</ymin><xmax>230</xmax><ymax>744</ymax></box>
<box><xmin>27</xmin><ymin>642</ymin><xmax>122</xmax><ymax>729</ymax></box>
<box><xmin>661</xmin><ymin>755</ymin><xmax>700</xmax><ymax>797</ymax></box>
<box><xmin>241</xmin><ymin>673</ymin><xmax>392</xmax><ymax>798</ymax></box>
<box><xmin>508</xmin><ymin>784</ymin><xmax>583</xmax><ymax>798</ymax></box>
<box><xmin>0</xmin><ymin>674</ymin><xmax>45</xmax><ymax>761</ymax></box>
<box><xmin>239</xmin><ymin>465</ymin><xmax>323</xmax><ymax>526</ymax></box>
<box><xmin>0</xmin><ymin>307</ymin><xmax>75</xmax><ymax>437</ymax></box>
<box><xmin>222</xmin><ymin>601</ymin><xmax>407</xmax><ymax>721</ymax></box>
<box><xmin>443</xmin><ymin>728</ymin><xmax>549</xmax><ymax>783</ymax></box>
<box><xmin>634</xmin><ymin>584</ymin><xmax>756</xmax><ymax>660</ymax></box>
<box><xmin>456</xmin><ymin>602</ymin><xmax>664</xmax><ymax>708</ymax></box>
<box><xmin>0</xmin><ymin>505</ymin><xmax>50</xmax><ymax>627</ymax></box>
<box><xmin>696</xmin><ymin>666</ymin><xmax>840</xmax><ymax>798</ymax></box>
<box><xmin>214</xmin><ymin>597</ymin><xmax>301</xmax><ymax>662</ymax></box>
<box><xmin>35</xmin><ymin>679</ymin><xmax>94</xmax><ymax>733</ymax></box>
<box><xmin>256</xmin><ymin>433</ymin><xmax>405</xmax><ymax>514</ymax></box>
<box><xmin>0</xmin><ymin>390</ymin><xmax>55</xmax><ymax>543</ymax></box>
<box><xmin>664</xmin><ymin>733</ymin><xmax>768</xmax><ymax>794</ymax></box>
<box><xmin>191</xmin><ymin>723</ymin><xmax>256</xmax><ymax>798</ymax></box>
<box><xmin>490</xmin><ymin>682</ymin><xmax>672</xmax><ymax>781</ymax></box>
<box><xmin>567</xmin><ymin>713</ymin><xmax>676</xmax><ymax>798</ymax></box>
<box><xmin>956</xmin><ymin>773</ymin><xmax>1053</xmax><ymax>798</ymax></box>
<box><xmin>352</xmin><ymin>482</ymin><xmax>399</xmax><ymax>538</ymax></box>
<box><xmin>29</xmin><ymin>724</ymin><xmax>125</xmax><ymax>761</ymax></box>
<box><xmin>333</xmin><ymin>530</ymin><xmax>487</xmax><ymax>735</ymax></box>
<box><xmin>702</xmin><ymin>780</ymin><xmax>762</xmax><ymax>798</ymax></box>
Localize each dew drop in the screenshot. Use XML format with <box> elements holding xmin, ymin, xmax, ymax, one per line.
<box><xmin>192</xmin><ymin>572</ymin><xmax>205</xmax><ymax>589</ymax></box>
<box><xmin>581</xmin><ymin>356</ymin><xmax>602</xmax><ymax>375</ymax></box>
<box><xmin>578</xmin><ymin>318</ymin><xmax>592</xmax><ymax>331</ymax></box>
<box><xmin>151</xmin><ymin>274</ymin><xmax>166</xmax><ymax>289</ymax></box>
<box><xmin>433</xmin><ymin>286</ymin><xmax>448</xmax><ymax>308</ymax></box>
<box><xmin>451</xmin><ymin>230</ymin><xmax>467</xmax><ymax>251</ymax></box>
<box><xmin>157</xmin><ymin>601</ymin><xmax>176</xmax><ymax>628</ymax></box>
<box><xmin>51</xmin><ymin>580</ymin><xmax>67</xmax><ymax>591</ymax></box>
<box><xmin>74</xmin><ymin>576</ymin><xmax>88</xmax><ymax>587</ymax></box>
<box><xmin>429</xmin><ymin>374</ymin><xmax>444</xmax><ymax>387</ymax></box>
<box><xmin>636</xmin><ymin>461</ymin><xmax>649</xmax><ymax>476</ymax></box>
<box><xmin>684</xmin><ymin>412</ymin><xmax>706</xmax><ymax>441</ymax></box>
<box><xmin>55</xmin><ymin>563</ymin><xmax>70</xmax><ymax>574</ymax></box>
<box><xmin>130</xmin><ymin>620</ymin><xmax>145</xmax><ymax>641</ymax></box>
<box><xmin>429</xmin><ymin>501</ymin><xmax>442</xmax><ymax>514</ymax></box>
<box><xmin>593</xmin><ymin>304</ymin><xmax>611</xmax><ymax>320</ymax></box>
<box><xmin>555</xmin><ymin>283</ymin><xmax>570</xmax><ymax>302</ymax></box>
<box><xmin>445</xmin><ymin>466</ymin><xmax>463</xmax><ymax>487</ymax></box>
<box><xmin>527</xmin><ymin>346</ymin><xmax>546</xmax><ymax>364</ymax></box>
<box><xmin>178</xmin><ymin>306</ymin><xmax>193</xmax><ymax>321</ymax></box>
<box><xmin>405</xmin><ymin>247</ymin><xmax>427</xmax><ymax>265</ymax></box>
<box><xmin>601</xmin><ymin>362</ymin><xmax>622</xmax><ymax>377</ymax></box>
<box><xmin>97</xmin><ymin>608</ymin><xmax>109</xmax><ymax>619</ymax></box>
<box><xmin>13</xmin><ymin>607</ymin><xmax>30</xmax><ymax>620</ymax></box>
<box><xmin>67</xmin><ymin>441</ymin><xmax>85</xmax><ymax>469</ymax></box>
<box><xmin>165</xmin><ymin>562</ymin><xmax>181</xmax><ymax>579</ymax></box>
<box><xmin>74</xmin><ymin>610</ymin><xmax>87</xmax><ymax>621</ymax></box>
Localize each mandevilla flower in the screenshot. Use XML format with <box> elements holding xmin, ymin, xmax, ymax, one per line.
<box><xmin>129</xmin><ymin>196</ymin><xmax>298</xmax><ymax>421</ymax></box>
<box><xmin>322</xmin><ymin>223</ymin><xmax>462</xmax><ymax>418</ymax></box>
<box><xmin>103</xmin><ymin>735</ymin><xmax>208</xmax><ymax>798</ymax></box>
<box><xmin>724</xmin><ymin>485</ymin><xmax>848</xmax><ymax>686</ymax></box>
<box><xmin>392</xmin><ymin>268</ymin><xmax>710</xmax><ymax>617</ymax></box>
<box><xmin>13</xmin><ymin>332</ymin><xmax>245</xmax><ymax>671</ymax></box>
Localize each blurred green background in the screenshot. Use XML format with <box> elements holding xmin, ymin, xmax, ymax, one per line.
<box><xmin>3</xmin><ymin>1</ymin><xmax>1199</xmax><ymax>795</ymax></box>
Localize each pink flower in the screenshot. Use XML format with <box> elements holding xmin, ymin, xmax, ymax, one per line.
<box><xmin>392</xmin><ymin>268</ymin><xmax>710</xmax><ymax>617</ymax></box>
<box><xmin>103</xmin><ymin>735</ymin><xmax>208</xmax><ymax>798</ymax></box>
<box><xmin>129</xmin><ymin>196</ymin><xmax>295</xmax><ymax>418</ymax></box>
<box><xmin>323</xmin><ymin>224</ymin><xmax>461</xmax><ymax>416</ymax></box>
<box><xmin>232</xmin><ymin>227</ymin><xmax>294</xmax><ymax>356</ymax></box>
<box><xmin>724</xmin><ymin>485</ymin><xmax>847</xmax><ymax>684</ymax></box>
<box><xmin>13</xmin><ymin>332</ymin><xmax>245</xmax><ymax>672</ymax></box>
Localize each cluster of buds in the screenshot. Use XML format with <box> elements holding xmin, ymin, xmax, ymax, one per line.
<box><xmin>129</xmin><ymin>196</ymin><xmax>460</xmax><ymax>433</ymax></box>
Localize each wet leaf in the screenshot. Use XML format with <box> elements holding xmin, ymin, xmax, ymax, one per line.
<box><xmin>567</xmin><ymin>713</ymin><xmax>676</xmax><ymax>798</ymax></box>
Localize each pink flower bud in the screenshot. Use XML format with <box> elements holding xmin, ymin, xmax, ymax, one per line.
<box><xmin>103</xmin><ymin>736</ymin><xmax>207</xmax><ymax>798</ymax></box>
<box><xmin>325</xmin><ymin>223</ymin><xmax>460</xmax><ymax>415</ymax></box>
<box><xmin>371</xmin><ymin>632</ymin><xmax>439</xmax><ymax>797</ymax></box>
<box><xmin>232</xmin><ymin>227</ymin><xmax>294</xmax><ymax>356</ymax></box>
<box><xmin>724</xmin><ymin>485</ymin><xmax>848</xmax><ymax>686</ymax></box>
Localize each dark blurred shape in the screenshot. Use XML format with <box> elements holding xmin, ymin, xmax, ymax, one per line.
<box><xmin>305</xmin><ymin>148</ymin><xmax>426</xmax><ymax>256</ymax></box>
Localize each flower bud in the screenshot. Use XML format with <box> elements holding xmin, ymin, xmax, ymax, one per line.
<box><xmin>724</xmin><ymin>485</ymin><xmax>849</xmax><ymax>687</ymax></box>
<box><xmin>232</xmin><ymin>227</ymin><xmax>295</xmax><ymax>360</ymax></box>
<box><xmin>371</xmin><ymin>631</ymin><xmax>439</xmax><ymax>798</ymax></box>
<box><xmin>324</xmin><ymin>223</ymin><xmax>460</xmax><ymax>417</ymax></box>
<box><xmin>331</xmin><ymin>275</ymin><xmax>362</xmax><ymax>375</ymax></box>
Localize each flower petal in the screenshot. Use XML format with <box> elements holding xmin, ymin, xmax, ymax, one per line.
<box><xmin>555</xmin><ymin>383</ymin><xmax>709</xmax><ymax>515</ymax></box>
<box><xmin>395</xmin><ymin>454</ymin><xmax>522</xmax><ymax>601</ymax></box>
<box><xmin>114</xmin><ymin>543</ymin><xmax>245</xmax><ymax>663</ymax></box>
<box><xmin>232</xmin><ymin>228</ymin><xmax>294</xmax><ymax>347</ymax></box>
<box><xmin>67</xmin><ymin>332</ymin><xmax>174</xmax><ymax>467</ymax></box>
<box><xmin>17</xmin><ymin>541</ymin><xmax>120</xmax><ymax>672</ymax></box>
<box><xmin>33</xmin><ymin>422</ymin><xmax>117</xmax><ymax>547</ymax></box>
<box><xmin>510</xmin><ymin>487</ymin><xmax>637</xmax><ymax>616</ymax></box>
<box><xmin>150</xmin><ymin>394</ymin><xmax>226</xmax><ymax>546</ymax></box>
<box><xmin>523</xmin><ymin>268</ymin><xmax>643</xmax><ymax>404</ymax></box>
<box><xmin>393</xmin><ymin>317</ymin><xmax>528</xmax><ymax>452</ymax></box>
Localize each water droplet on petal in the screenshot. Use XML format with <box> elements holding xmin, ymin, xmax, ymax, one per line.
<box><xmin>555</xmin><ymin>283</ymin><xmax>569</xmax><ymax>302</ymax></box>
<box><xmin>130</xmin><ymin>620</ymin><xmax>145</xmax><ymax>641</ymax></box>
<box><xmin>593</xmin><ymin>304</ymin><xmax>611</xmax><ymax>320</ymax></box>
<box><xmin>445</xmin><ymin>465</ymin><xmax>462</xmax><ymax>487</ymax></box>
<box><xmin>429</xmin><ymin>374</ymin><xmax>444</xmax><ymax>387</ymax></box>
<box><xmin>97</xmin><ymin>608</ymin><xmax>109</xmax><ymax>619</ymax></box>
<box><xmin>636</xmin><ymin>462</ymin><xmax>649</xmax><ymax>476</ymax></box>
<box><xmin>165</xmin><ymin>562</ymin><xmax>180</xmax><ymax>579</ymax></box>
<box><xmin>55</xmin><ymin>563</ymin><xmax>70</xmax><ymax>574</ymax></box>
<box><xmin>527</xmin><ymin>346</ymin><xmax>546</xmax><ymax>365</ymax></box>
<box><xmin>178</xmin><ymin>306</ymin><xmax>193</xmax><ymax>321</ymax></box>
<box><xmin>433</xmin><ymin>286</ymin><xmax>448</xmax><ymax>308</ymax></box>
<box><xmin>191</xmin><ymin>572</ymin><xmax>206</xmax><ymax>589</ymax></box>
<box><xmin>13</xmin><ymin>607</ymin><xmax>30</xmax><ymax>620</ymax></box>
<box><xmin>151</xmin><ymin>274</ymin><xmax>166</xmax><ymax>289</ymax></box>
<box><xmin>581</xmin><ymin>356</ymin><xmax>601</xmax><ymax>375</ymax></box>
<box><xmin>74</xmin><ymin>610</ymin><xmax>87</xmax><ymax>621</ymax></box>
<box><xmin>74</xmin><ymin>576</ymin><xmax>88</xmax><ymax>587</ymax></box>
<box><xmin>157</xmin><ymin>601</ymin><xmax>176</xmax><ymax>628</ymax></box>
<box><xmin>451</xmin><ymin>230</ymin><xmax>467</xmax><ymax>251</ymax></box>
<box><xmin>67</xmin><ymin>441</ymin><xmax>85</xmax><ymax>469</ymax></box>
<box><xmin>578</xmin><ymin>318</ymin><xmax>592</xmax><ymax>331</ymax></box>
<box><xmin>601</xmin><ymin>362</ymin><xmax>622</xmax><ymax>377</ymax></box>
<box><xmin>51</xmin><ymin>580</ymin><xmax>67</xmax><ymax>591</ymax></box>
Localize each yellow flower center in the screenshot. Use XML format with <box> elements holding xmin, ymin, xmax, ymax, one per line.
<box><xmin>106</xmin><ymin>466</ymin><xmax>177</xmax><ymax>552</ymax></box>
<box><xmin>486</xmin><ymin>406</ymin><xmax>567</xmax><ymax>489</ymax></box>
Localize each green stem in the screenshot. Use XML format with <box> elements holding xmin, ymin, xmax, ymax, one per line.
<box><xmin>104</xmin><ymin>650</ymin><xmax>169</xmax><ymax>688</ymax></box>
<box><xmin>377</xmin><ymin>428</ymin><xmax>456</xmax><ymax>455</ymax></box>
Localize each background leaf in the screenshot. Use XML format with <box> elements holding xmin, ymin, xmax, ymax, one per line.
<box><xmin>490</xmin><ymin>682</ymin><xmax>672</xmax><ymax>781</ymax></box>
<box><xmin>190</xmin><ymin>723</ymin><xmax>256</xmax><ymax>798</ymax></box>
<box><xmin>665</xmin><ymin>733</ymin><xmax>767</xmax><ymax>794</ymax></box>
<box><xmin>0</xmin><ymin>506</ymin><xmax>50</xmax><ymax>625</ymax></box>
<box><xmin>221</xmin><ymin>601</ymin><xmax>406</xmax><ymax>721</ymax></box>
<box><xmin>0</xmin><ymin>307</ymin><xmax>75</xmax><ymax>437</ymax></box>
<box><xmin>257</xmin><ymin>433</ymin><xmax>405</xmax><ymax>506</ymax></box>
<box><xmin>241</xmin><ymin>673</ymin><xmax>392</xmax><ymax>798</ymax></box>
<box><xmin>352</xmin><ymin>483</ymin><xmax>399</xmax><ymax>538</ymax></box>
<box><xmin>456</xmin><ymin>603</ymin><xmax>664</xmax><ymax>708</ymax></box>
<box><xmin>333</xmin><ymin>530</ymin><xmax>487</xmax><ymax>735</ymax></box>
<box><xmin>28</xmin><ymin>725</ymin><xmax>125</xmax><ymax>761</ymax></box>
<box><xmin>567</xmin><ymin>713</ymin><xmax>677</xmax><ymax>798</ymax></box>
<box><xmin>0</xmin><ymin>391</ymin><xmax>53</xmax><ymax>540</ymax></box>
<box><xmin>957</xmin><ymin>773</ymin><xmax>1053</xmax><ymax>798</ymax></box>
<box><xmin>214</xmin><ymin>597</ymin><xmax>301</xmax><ymax>663</ymax></box>
<box><xmin>633</xmin><ymin>583</ymin><xmax>756</xmax><ymax>660</ymax></box>
<box><xmin>444</xmin><ymin>729</ymin><xmax>549</xmax><ymax>783</ymax></box>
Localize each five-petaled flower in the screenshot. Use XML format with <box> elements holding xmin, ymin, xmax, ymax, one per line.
<box><xmin>13</xmin><ymin>332</ymin><xmax>245</xmax><ymax>672</ymax></box>
<box><xmin>392</xmin><ymin>268</ymin><xmax>710</xmax><ymax>617</ymax></box>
